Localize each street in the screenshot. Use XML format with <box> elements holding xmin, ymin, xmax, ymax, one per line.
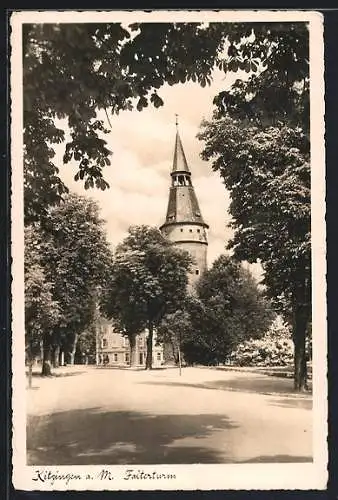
<box><xmin>27</xmin><ymin>366</ymin><xmax>312</xmax><ymax>465</ymax></box>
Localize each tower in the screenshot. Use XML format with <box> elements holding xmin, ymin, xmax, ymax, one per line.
<box><xmin>160</xmin><ymin>117</ymin><xmax>209</xmax><ymax>288</ymax></box>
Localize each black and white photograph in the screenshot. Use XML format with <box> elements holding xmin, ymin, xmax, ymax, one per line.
<box><xmin>11</xmin><ymin>10</ymin><xmax>327</xmax><ymax>491</ymax></box>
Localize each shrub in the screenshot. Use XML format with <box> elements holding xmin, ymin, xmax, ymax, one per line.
<box><xmin>229</xmin><ymin>317</ymin><xmax>294</xmax><ymax>367</ymax></box>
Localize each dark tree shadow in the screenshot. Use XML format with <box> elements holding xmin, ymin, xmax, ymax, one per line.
<box><xmin>268</xmin><ymin>397</ymin><xmax>312</xmax><ymax>410</ymax></box>
<box><xmin>137</xmin><ymin>376</ymin><xmax>312</xmax><ymax>397</ymax></box>
<box><xmin>27</xmin><ymin>409</ymin><xmax>238</xmax><ymax>465</ymax></box>
<box><xmin>29</xmin><ymin>371</ymin><xmax>87</xmax><ymax>379</ymax></box>
<box><xmin>240</xmin><ymin>454</ymin><xmax>313</xmax><ymax>463</ymax></box>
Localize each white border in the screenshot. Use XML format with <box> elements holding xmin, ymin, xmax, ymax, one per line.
<box><xmin>11</xmin><ymin>10</ymin><xmax>327</xmax><ymax>491</ymax></box>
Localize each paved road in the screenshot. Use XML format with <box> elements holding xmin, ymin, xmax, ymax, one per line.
<box><xmin>26</xmin><ymin>366</ymin><xmax>312</xmax><ymax>465</ymax></box>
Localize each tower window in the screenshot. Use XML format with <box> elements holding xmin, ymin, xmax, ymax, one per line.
<box><xmin>189</xmin><ymin>229</ymin><xmax>193</xmax><ymax>233</ymax></box>
<box><xmin>180</xmin><ymin>228</ymin><xmax>183</xmax><ymax>232</ymax></box>
<box><xmin>197</xmin><ymin>229</ymin><xmax>200</xmax><ymax>233</ymax></box>
<box><xmin>102</xmin><ymin>338</ymin><xmax>108</xmax><ymax>347</ymax></box>
<box><xmin>195</xmin><ymin>270</ymin><xmax>200</xmax><ymax>275</ymax></box>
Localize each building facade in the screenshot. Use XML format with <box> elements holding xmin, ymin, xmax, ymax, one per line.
<box><xmin>97</xmin><ymin>121</ymin><xmax>208</xmax><ymax>366</ymax></box>
<box><xmin>97</xmin><ymin>318</ymin><xmax>164</xmax><ymax>368</ymax></box>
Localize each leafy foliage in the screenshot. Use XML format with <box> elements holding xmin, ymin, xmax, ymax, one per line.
<box><xmin>103</xmin><ymin>225</ymin><xmax>192</xmax><ymax>368</ymax></box>
<box><xmin>23</xmin><ymin>21</ymin><xmax>307</xmax><ymax>221</ymax></box>
<box><xmin>158</xmin><ymin>255</ymin><xmax>274</xmax><ymax>366</ymax></box>
<box><xmin>157</xmin><ymin>307</ymin><xmax>192</xmax><ymax>364</ymax></box>
<box><xmin>40</xmin><ymin>193</ymin><xmax>112</xmax><ymax>342</ymax></box>
<box><xmin>27</xmin><ymin>193</ymin><xmax>114</xmax><ymax>372</ymax></box>
<box><xmin>25</xmin><ymin>226</ymin><xmax>60</xmax><ymax>359</ymax></box>
<box><xmin>186</xmin><ymin>255</ymin><xmax>274</xmax><ymax>364</ymax></box>
<box><xmin>229</xmin><ymin>318</ymin><xmax>294</xmax><ymax>367</ymax></box>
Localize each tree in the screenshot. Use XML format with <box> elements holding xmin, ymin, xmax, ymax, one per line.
<box><xmin>25</xmin><ymin>226</ymin><xmax>60</xmax><ymax>378</ymax></box>
<box><xmin>157</xmin><ymin>307</ymin><xmax>192</xmax><ymax>374</ymax></box>
<box><xmin>102</xmin><ymin>265</ymin><xmax>148</xmax><ymax>367</ymax></box>
<box><xmin>186</xmin><ymin>255</ymin><xmax>273</xmax><ymax>365</ymax></box>
<box><xmin>198</xmin><ymin>24</ymin><xmax>310</xmax><ymax>390</ymax></box>
<box><xmin>159</xmin><ymin>256</ymin><xmax>273</xmax><ymax>367</ymax></box>
<box><xmin>76</xmin><ymin>322</ymin><xmax>98</xmax><ymax>365</ymax></box>
<box><xmin>23</xmin><ymin>22</ymin><xmax>307</xmax><ymax>221</ymax></box>
<box><xmin>35</xmin><ymin>193</ymin><xmax>113</xmax><ymax>373</ymax></box>
<box><xmin>103</xmin><ymin>225</ymin><xmax>192</xmax><ymax>369</ymax></box>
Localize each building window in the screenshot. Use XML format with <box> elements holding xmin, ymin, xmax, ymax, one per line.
<box><xmin>195</xmin><ymin>269</ymin><xmax>199</xmax><ymax>275</ymax></box>
<box><xmin>125</xmin><ymin>352</ymin><xmax>130</xmax><ymax>363</ymax></box>
<box><xmin>189</xmin><ymin>229</ymin><xmax>193</xmax><ymax>233</ymax></box>
<box><xmin>157</xmin><ymin>352</ymin><xmax>161</xmax><ymax>361</ymax></box>
<box><xmin>114</xmin><ymin>353</ymin><xmax>118</xmax><ymax>362</ymax></box>
<box><xmin>102</xmin><ymin>338</ymin><xmax>108</xmax><ymax>347</ymax></box>
<box><xmin>180</xmin><ymin>228</ymin><xmax>183</xmax><ymax>232</ymax></box>
<box><xmin>197</xmin><ymin>229</ymin><xmax>200</xmax><ymax>233</ymax></box>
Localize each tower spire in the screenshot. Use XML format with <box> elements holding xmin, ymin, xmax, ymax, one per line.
<box><xmin>172</xmin><ymin>118</ymin><xmax>190</xmax><ymax>173</ymax></box>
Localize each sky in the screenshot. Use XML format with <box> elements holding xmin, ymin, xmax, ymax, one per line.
<box><xmin>57</xmin><ymin>69</ymin><xmax>262</xmax><ymax>279</ymax></box>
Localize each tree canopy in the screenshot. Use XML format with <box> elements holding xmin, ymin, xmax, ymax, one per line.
<box><xmin>182</xmin><ymin>255</ymin><xmax>273</xmax><ymax>365</ymax></box>
<box><xmin>23</xmin><ymin>21</ymin><xmax>308</xmax><ymax>222</ymax></box>
<box><xmin>103</xmin><ymin>225</ymin><xmax>192</xmax><ymax>368</ymax></box>
<box><xmin>25</xmin><ymin>226</ymin><xmax>60</xmax><ymax>365</ymax></box>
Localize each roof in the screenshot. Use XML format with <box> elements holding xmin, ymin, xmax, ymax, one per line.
<box><xmin>172</xmin><ymin>131</ymin><xmax>190</xmax><ymax>173</ymax></box>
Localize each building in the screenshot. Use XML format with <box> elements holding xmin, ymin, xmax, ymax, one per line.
<box><xmin>97</xmin><ymin>318</ymin><xmax>164</xmax><ymax>368</ymax></box>
<box><xmin>97</xmin><ymin>119</ymin><xmax>208</xmax><ymax>366</ymax></box>
<box><xmin>160</xmin><ymin>119</ymin><xmax>209</xmax><ymax>287</ymax></box>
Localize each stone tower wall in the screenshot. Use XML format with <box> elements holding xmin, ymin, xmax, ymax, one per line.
<box><xmin>174</xmin><ymin>240</ymin><xmax>208</xmax><ymax>286</ymax></box>
<box><xmin>163</xmin><ymin>224</ymin><xmax>208</xmax><ymax>286</ymax></box>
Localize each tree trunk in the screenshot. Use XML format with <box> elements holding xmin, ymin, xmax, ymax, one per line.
<box><xmin>40</xmin><ymin>340</ymin><xmax>44</xmax><ymax>364</ymax></box>
<box><xmin>28</xmin><ymin>362</ymin><xmax>33</xmax><ymax>388</ymax></box>
<box><xmin>178</xmin><ymin>343</ymin><xmax>182</xmax><ymax>376</ymax></box>
<box><xmin>52</xmin><ymin>345</ymin><xmax>60</xmax><ymax>368</ymax></box>
<box><xmin>69</xmin><ymin>333</ymin><xmax>79</xmax><ymax>365</ymax></box>
<box><xmin>60</xmin><ymin>350</ymin><xmax>65</xmax><ymax>366</ymax></box>
<box><xmin>293</xmin><ymin>307</ymin><xmax>309</xmax><ymax>392</ymax></box>
<box><xmin>41</xmin><ymin>335</ymin><xmax>52</xmax><ymax>376</ymax></box>
<box><xmin>145</xmin><ymin>323</ymin><xmax>153</xmax><ymax>370</ymax></box>
<box><xmin>171</xmin><ymin>336</ymin><xmax>179</xmax><ymax>364</ymax></box>
<box><xmin>129</xmin><ymin>334</ymin><xmax>137</xmax><ymax>367</ymax></box>
<box><xmin>27</xmin><ymin>340</ymin><xmax>33</xmax><ymax>388</ymax></box>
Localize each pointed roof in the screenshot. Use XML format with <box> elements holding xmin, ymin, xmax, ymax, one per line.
<box><xmin>160</xmin><ymin>120</ymin><xmax>209</xmax><ymax>230</ymax></box>
<box><xmin>172</xmin><ymin>131</ymin><xmax>190</xmax><ymax>173</ymax></box>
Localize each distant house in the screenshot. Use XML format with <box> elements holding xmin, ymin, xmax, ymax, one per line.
<box><xmin>97</xmin><ymin>318</ymin><xmax>164</xmax><ymax>368</ymax></box>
